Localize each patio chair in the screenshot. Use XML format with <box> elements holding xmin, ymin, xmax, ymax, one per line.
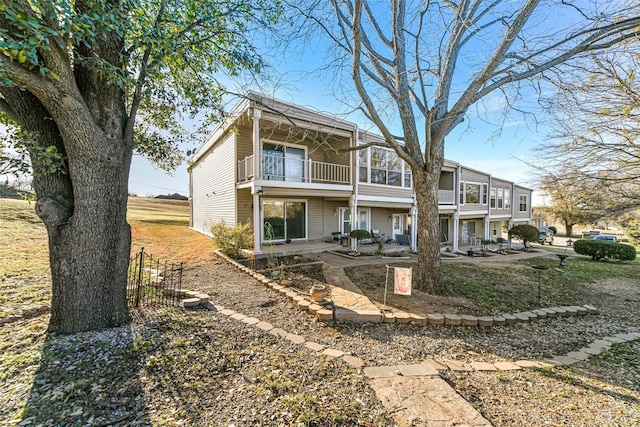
<box><xmin>371</xmin><ymin>229</ymin><xmax>385</xmax><ymax>243</ymax></box>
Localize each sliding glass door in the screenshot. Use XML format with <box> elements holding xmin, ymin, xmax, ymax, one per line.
<box><xmin>263</xmin><ymin>200</ymin><xmax>306</xmax><ymax>242</ymax></box>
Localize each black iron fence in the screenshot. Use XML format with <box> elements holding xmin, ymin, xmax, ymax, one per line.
<box><xmin>127</xmin><ymin>247</ymin><xmax>183</xmax><ymax>307</ymax></box>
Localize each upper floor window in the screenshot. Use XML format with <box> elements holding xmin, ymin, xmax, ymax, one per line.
<box><xmin>357</xmin><ymin>145</ymin><xmax>411</xmax><ymax>188</ymax></box>
<box><xmin>504</xmin><ymin>189</ymin><xmax>511</xmax><ymax>209</ymax></box>
<box><xmin>482</xmin><ymin>184</ymin><xmax>488</xmax><ymax>205</ymax></box>
<box><xmin>460</xmin><ymin>181</ymin><xmax>481</xmax><ymax>205</ymax></box>
<box><xmin>490</xmin><ymin>188</ymin><xmax>496</xmax><ymax>208</ymax></box>
<box><xmin>519</xmin><ymin>194</ymin><xmax>528</xmax><ymax>212</ymax></box>
<box><xmin>497</xmin><ymin>188</ymin><xmax>504</xmax><ymax>208</ymax></box>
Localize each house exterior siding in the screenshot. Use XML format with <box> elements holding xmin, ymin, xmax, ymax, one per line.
<box><xmin>188</xmin><ymin>93</ymin><xmax>534</xmax><ymax>253</ymax></box>
<box><xmin>191</xmin><ymin>133</ymin><xmax>237</xmax><ymax>235</ymax></box>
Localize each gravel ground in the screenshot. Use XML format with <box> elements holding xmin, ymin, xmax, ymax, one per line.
<box><xmin>186</xmin><ymin>256</ymin><xmax>640</xmax><ymax>426</ymax></box>
<box><xmin>2</xmin><ymin>256</ymin><xmax>637</xmax><ymax>426</ymax></box>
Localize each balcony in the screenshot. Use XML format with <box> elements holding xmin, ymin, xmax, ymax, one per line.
<box><xmin>238</xmin><ymin>154</ymin><xmax>351</xmax><ymax>185</ymax></box>
<box><xmin>438</xmin><ymin>189</ymin><xmax>455</xmax><ymax>205</ymax></box>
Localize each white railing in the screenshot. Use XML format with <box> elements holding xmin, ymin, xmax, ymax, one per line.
<box><xmin>237</xmin><ymin>155</ymin><xmax>255</xmax><ymax>182</ymax></box>
<box><xmin>238</xmin><ymin>154</ymin><xmax>350</xmax><ymax>185</ymax></box>
<box><xmin>438</xmin><ymin>189</ymin><xmax>455</xmax><ymax>205</ymax></box>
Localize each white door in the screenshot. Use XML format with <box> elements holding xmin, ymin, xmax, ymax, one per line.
<box><xmin>392</xmin><ymin>214</ymin><xmax>403</xmax><ymax>238</ymax></box>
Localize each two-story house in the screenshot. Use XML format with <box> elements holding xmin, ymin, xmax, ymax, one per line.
<box><xmin>188</xmin><ymin>93</ymin><xmax>533</xmax><ymax>254</ymax></box>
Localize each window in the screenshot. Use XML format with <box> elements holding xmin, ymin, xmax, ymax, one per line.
<box><xmin>519</xmin><ymin>194</ymin><xmax>528</xmax><ymax>212</ymax></box>
<box><xmin>504</xmin><ymin>189</ymin><xmax>511</xmax><ymax>209</ymax></box>
<box><xmin>358</xmin><ymin>145</ymin><xmax>412</xmax><ymax>188</ymax></box>
<box><xmin>460</xmin><ymin>182</ymin><xmax>465</xmax><ymax>204</ymax></box>
<box><xmin>370</xmin><ymin>148</ymin><xmax>388</xmax><ymax>184</ymax></box>
<box><xmin>262</xmin><ymin>142</ymin><xmax>306</xmax><ymax>182</ymax></box>
<box><xmin>497</xmin><ymin>188</ymin><xmax>504</xmax><ymax>209</ymax></box>
<box><xmin>490</xmin><ymin>188</ymin><xmax>496</xmax><ymax>208</ymax></box>
<box><xmin>482</xmin><ymin>184</ymin><xmax>488</xmax><ymax>205</ymax></box>
<box><xmin>340</xmin><ymin>208</ymin><xmax>370</xmax><ymax>234</ymax></box>
<box><xmin>465</xmin><ymin>183</ymin><xmax>480</xmax><ymax>204</ymax></box>
<box><xmin>358</xmin><ymin>149</ymin><xmax>368</xmax><ymax>183</ymax></box>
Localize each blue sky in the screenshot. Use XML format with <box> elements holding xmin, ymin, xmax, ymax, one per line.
<box><xmin>127</xmin><ymin>4</ymin><xmax>566</xmax><ymax>203</ymax></box>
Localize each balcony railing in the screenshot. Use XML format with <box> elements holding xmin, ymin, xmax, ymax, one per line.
<box><xmin>238</xmin><ymin>154</ymin><xmax>351</xmax><ymax>185</ymax></box>
<box><xmin>438</xmin><ymin>189</ymin><xmax>455</xmax><ymax>205</ymax></box>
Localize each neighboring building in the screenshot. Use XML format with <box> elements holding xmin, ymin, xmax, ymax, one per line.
<box><xmin>155</xmin><ymin>193</ymin><xmax>188</xmax><ymax>201</ymax></box>
<box><xmin>188</xmin><ymin>92</ymin><xmax>533</xmax><ymax>253</ymax></box>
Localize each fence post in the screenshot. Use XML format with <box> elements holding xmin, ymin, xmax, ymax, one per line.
<box><xmin>134</xmin><ymin>247</ymin><xmax>145</xmax><ymax>307</ymax></box>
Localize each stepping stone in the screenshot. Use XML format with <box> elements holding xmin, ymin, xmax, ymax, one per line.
<box><xmin>316</xmin><ymin>309</ymin><xmax>333</xmax><ymax>322</ymax></box>
<box><xmin>427</xmin><ymin>313</ymin><xmax>445</xmax><ymax>325</ymax></box>
<box><xmin>194</xmin><ymin>293</ymin><xmax>209</xmax><ymax>302</ymax></box>
<box><xmin>513</xmin><ymin>313</ymin><xmax>530</xmax><ymax>322</ymax></box>
<box><xmin>444</xmin><ymin>314</ymin><xmax>462</xmax><ymax>326</ymax></box>
<box><xmin>363</xmin><ymin>366</ymin><xmax>399</xmax><ymax>378</ymax></box>
<box><xmin>540</xmin><ymin>307</ymin><xmax>557</xmax><ymax>317</ymax></box>
<box><xmin>383</xmin><ymin>312</ymin><xmax>396</xmax><ymax>323</ymax></box>
<box><xmin>478</xmin><ymin>317</ymin><xmax>494</xmax><ymax>327</ymax></box>
<box><xmin>293</xmin><ymin>295</ymin><xmax>305</xmax><ymax>304</ymax></box>
<box><xmin>308</xmin><ymin>303</ymin><xmax>323</xmax><ymax>314</ymax></box>
<box><xmin>410</xmin><ymin>314</ymin><xmax>427</xmax><ymax>325</ymax></box>
<box><xmin>423</xmin><ymin>360</ymin><xmax>448</xmax><ymax>371</ymax></box>
<box><xmin>261</xmin><ymin>278</ymin><xmax>271</xmax><ymax>285</ymax></box>
<box><xmin>494</xmin><ymin>362</ymin><xmax>521</xmax><ymax>371</ymax></box>
<box><xmin>571</xmin><ymin>306</ymin><xmax>588</xmax><ymax>315</ymax></box>
<box><xmin>582</xmin><ymin>304</ymin><xmax>598</xmax><ymax>313</ymax></box>
<box><xmin>285</xmin><ymin>291</ymin><xmax>298</xmax><ymax>301</ymax></box>
<box><xmin>219</xmin><ymin>309</ymin><xmax>235</xmax><ymax>316</ymax></box>
<box><xmin>269</xmin><ymin>328</ymin><xmax>288</xmax><ymax>338</ymax></box>
<box><xmin>181</xmin><ymin>298</ymin><xmax>201</xmax><ymax>308</ymax></box>
<box><xmin>461</xmin><ymin>315</ymin><xmax>478</xmax><ymax>326</ymax></box>
<box><xmin>492</xmin><ymin>316</ymin><xmax>506</xmax><ymax>326</ymax></box>
<box><xmin>322</xmin><ymin>348</ymin><xmax>345</xmax><ymax>358</ymax></box>
<box><xmin>278</xmin><ymin>287</ymin><xmax>288</xmax><ymax>296</ymax></box>
<box><xmin>184</xmin><ymin>290</ymin><xmax>200</xmax><ymax>298</ymax></box>
<box><xmin>241</xmin><ymin>317</ymin><xmax>260</xmax><ymax>325</ymax></box>
<box><xmin>397</xmin><ymin>364</ymin><xmax>439</xmax><ymax>377</ymax></box>
<box><xmin>602</xmin><ymin>336</ymin><xmax>626</xmax><ymax>343</ymax></box>
<box><xmin>566</xmin><ymin>351</ymin><xmax>589</xmax><ymax>361</ymax></box>
<box><xmin>551</xmin><ymin>307</ymin><xmax>567</xmax><ymax>316</ymax></box>
<box><xmin>531</xmin><ymin>309</ymin><xmax>547</xmax><ymax>318</ymax></box>
<box><xmin>563</xmin><ymin>306</ymin><xmax>578</xmax><ymax>315</ymax></box>
<box><xmin>520</xmin><ymin>311</ymin><xmax>538</xmax><ymax>320</ymax></box>
<box><xmin>502</xmin><ymin>314</ymin><xmax>517</xmax><ymax>324</ymax></box>
<box><xmin>285</xmin><ymin>333</ymin><xmax>305</xmax><ymax>345</ymax></box>
<box><xmin>334</xmin><ymin>308</ymin><xmax>358</xmax><ymax>321</ymax></box>
<box><xmin>515</xmin><ymin>360</ymin><xmax>538</xmax><ymax>368</ymax></box>
<box><xmin>614</xmin><ymin>333</ymin><xmax>637</xmax><ymax>341</ymax></box>
<box><xmin>394</xmin><ymin>312</ymin><xmax>411</xmax><ymax>323</ymax></box>
<box><xmin>551</xmin><ymin>355</ymin><xmax>580</xmax><ymax>365</ymax></box>
<box><xmin>297</xmin><ymin>300</ymin><xmax>312</xmax><ymax>311</ymax></box>
<box><xmin>255</xmin><ymin>321</ymin><xmax>273</xmax><ymax>331</ymax></box>
<box><xmin>446</xmin><ymin>361</ymin><xmax>472</xmax><ymax>371</ymax></box>
<box><xmin>342</xmin><ymin>355</ymin><xmax>365</xmax><ymax>368</ymax></box>
<box><xmin>304</xmin><ymin>341</ymin><xmax>325</xmax><ymax>352</ymax></box>
<box><xmin>359</xmin><ymin>310</ymin><xmax>383</xmax><ymax>323</ymax></box>
<box><xmin>470</xmin><ymin>362</ymin><xmax>497</xmax><ymax>371</ymax></box>
<box><xmin>629</xmin><ymin>332</ymin><xmax>640</xmax><ymax>339</ymax></box>
<box><xmin>538</xmin><ymin>359</ymin><xmax>564</xmax><ymax>367</ymax></box>
<box><xmin>230</xmin><ymin>313</ymin><xmax>247</xmax><ymax>321</ymax></box>
<box><xmin>581</xmin><ymin>346</ymin><xmax>602</xmax><ymax>356</ymax></box>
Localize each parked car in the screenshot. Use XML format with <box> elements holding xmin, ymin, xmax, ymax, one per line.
<box><xmin>593</xmin><ymin>235</ymin><xmax>618</xmax><ymax>242</ymax></box>
<box><xmin>539</xmin><ymin>230</ymin><xmax>554</xmax><ymax>245</ymax></box>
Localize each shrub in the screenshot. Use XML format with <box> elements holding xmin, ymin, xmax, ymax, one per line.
<box><xmin>508</xmin><ymin>224</ymin><xmax>539</xmax><ymax>247</ymax></box>
<box><xmin>573</xmin><ymin>239</ymin><xmax>636</xmax><ymax>261</ymax></box>
<box><xmin>548</xmin><ymin>226</ymin><xmax>558</xmax><ymax>235</ymax></box>
<box><xmin>349</xmin><ymin>229</ymin><xmax>371</xmax><ymax>252</ymax></box>
<box><xmin>210</xmin><ymin>219</ymin><xmax>253</xmax><ymax>259</ymax></box>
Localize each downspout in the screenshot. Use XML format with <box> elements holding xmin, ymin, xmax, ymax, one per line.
<box><xmin>252</xmin><ymin>107</ymin><xmax>262</xmax><ymax>254</ymax></box>
<box><xmin>486</xmin><ymin>175</ymin><xmax>492</xmax><ymax>240</ymax></box>
<box><xmin>351</xmin><ymin>126</ymin><xmax>359</xmax><ymax>251</ymax></box>
<box><xmin>453</xmin><ymin>164</ymin><xmax>462</xmax><ymax>252</ymax></box>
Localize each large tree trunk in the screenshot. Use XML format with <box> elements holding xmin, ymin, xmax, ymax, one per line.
<box><xmin>47</xmin><ymin>153</ymin><xmax>131</xmax><ymax>332</ymax></box>
<box><xmin>413</xmin><ymin>167</ymin><xmax>447</xmax><ymax>294</ymax></box>
<box><xmin>565</xmin><ymin>223</ymin><xmax>574</xmax><ymax>238</ymax></box>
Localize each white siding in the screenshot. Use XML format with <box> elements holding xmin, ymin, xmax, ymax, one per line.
<box><xmin>191</xmin><ymin>133</ymin><xmax>236</xmax><ymax>235</ymax></box>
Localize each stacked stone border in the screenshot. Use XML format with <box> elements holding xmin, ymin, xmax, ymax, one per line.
<box><xmin>214</xmin><ymin>250</ymin><xmax>601</xmax><ymax>327</ymax></box>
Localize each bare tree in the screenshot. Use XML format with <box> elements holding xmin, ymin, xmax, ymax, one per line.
<box><xmin>294</xmin><ymin>0</ymin><xmax>640</xmax><ymax>294</ymax></box>
<box><xmin>540</xmin><ymin>44</ymin><xmax>640</xmax><ymax>217</ymax></box>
